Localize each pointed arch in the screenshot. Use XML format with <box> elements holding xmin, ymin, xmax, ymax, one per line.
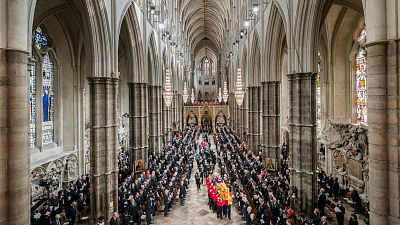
<box><xmin>264</xmin><ymin>3</ymin><xmax>288</xmax><ymax>81</ymax></box>
<box><xmin>148</xmin><ymin>33</ymin><xmax>160</xmax><ymax>86</ymax></box>
<box><xmin>249</xmin><ymin>31</ymin><xmax>261</xmax><ymax>86</ymax></box>
<box><xmin>118</xmin><ymin>5</ymin><xmax>144</xmax><ymax>82</ymax></box>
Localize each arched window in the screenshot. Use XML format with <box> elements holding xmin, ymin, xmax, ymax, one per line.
<box><xmin>42</xmin><ymin>52</ymin><xmax>55</xmax><ymax>145</ymax></box>
<box><xmin>29</xmin><ymin>56</ymin><xmax>37</xmax><ymax>149</ymax></box>
<box><xmin>316</xmin><ymin>51</ymin><xmax>322</xmax><ymax>132</ymax></box>
<box><xmin>355</xmin><ymin>29</ymin><xmax>367</xmax><ymax>123</ymax></box>
<box><xmin>30</xmin><ymin>26</ymin><xmax>56</xmax><ymax>149</ymax></box>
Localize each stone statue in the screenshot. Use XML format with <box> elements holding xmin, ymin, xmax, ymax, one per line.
<box><xmin>65</xmin><ymin>157</ymin><xmax>77</xmax><ymax>179</ymax></box>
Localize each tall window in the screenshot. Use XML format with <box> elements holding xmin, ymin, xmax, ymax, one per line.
<box><xmin>30</xmin><ymin>26</ymin><xmax>56</xmax><ymax>149</ymax></box>
<box><xmin>42</xmin><ymin>53</ymin><xmax>55</xmax><ymax>145</ymax></box>
<box><xmin>316</xmin><ymin>51</ymin><xmax>322</xmax><ymax>132</ymax></box>
<box><xmin>355</xmin><ymin>29</ymin><xmax>367</xmax><ymax>123</ymax></box>
<box><xmin>29</xmin><ymin>57</ymin><xmax>37</xmax><ymax>149</ymax></box>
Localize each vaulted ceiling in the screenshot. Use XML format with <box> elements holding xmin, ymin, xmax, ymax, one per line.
<box><xmin>178</xmin><ymin>0</ymin><xmax>231</xmax><ymax>59</ymax></box>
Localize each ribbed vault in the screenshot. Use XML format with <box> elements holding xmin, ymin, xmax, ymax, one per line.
<box><xmin>179</xmin><ymin>0</ymin><xmax>231</xmax><ymax>54</ymax></box>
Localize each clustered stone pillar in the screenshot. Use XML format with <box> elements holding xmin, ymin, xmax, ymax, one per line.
<box><xmin>162</xmin><ymin>97</ymin><xmax>172</xmax><ymax>143</ymax></box>
<box><xmin>228</xmin><ymin>92</ymin><xmax>236</xmax><ymax>129</ymax></box>
<box><xmin>148</xmin><ymin>85</ymin><xmax>162</xmax><ymax>154</ymax></box>
<box><xmin>129</xmin><ymin>83</ymin><xmax>149</xmax><ymax>170</ymax></box>
<box><xmin>262</xmin><ymin>81</ymin><xmax>281</xmax><ymax>165</ymax></box>
<box><xmin>89</xmin><ymin>77</ymin><xmax>119</xmax><ymax>223</ymax></box>
<box><xmin>365</xmin><ymin>1</ymin><xmax>398</xmax><ymax>224</ymax></box>
<box><xmin>171</xmin><ymin>92</ymin><xmax>178</xmax><ymax>130</ymax></box>
<box><xmin>287</xmin><ymin>73</ymin><xmax>317</xmax><ymax>217</ymax></box>
<box><xmin>248</xmin><ymin>86</ymin><xmax>261</xmax><ymax>153</ymax></box>
<box><xmin>176</xmin><ymin>93</ymin><xmax>182</xmax><ymax>129</ymax></box>
<box><xmin>0</xmin><ymin>49</ymin><xmax>30</xmax><ymax>225</ymax></box>
<box><xmin>241</xmin><ymin>92</ymin><xmax>249</xmax><ymax>142</ymax></box>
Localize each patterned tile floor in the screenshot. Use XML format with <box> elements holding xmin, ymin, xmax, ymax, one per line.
<box><xmin>153</xmin><ymin>136</ymin><xmax>244</xmax><ymax>225</ymax></box>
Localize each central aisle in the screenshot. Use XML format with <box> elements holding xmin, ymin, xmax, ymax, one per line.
<box><xmin>153</xmin><ymin>133</ymin><xmax>243</xmax><ymax>225</ymax></box>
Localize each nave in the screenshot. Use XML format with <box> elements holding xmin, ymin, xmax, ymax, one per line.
<box><xmin>1</xmin><ymin>0</ymin><xmax>400</xmax><ymax>225</ymax></box>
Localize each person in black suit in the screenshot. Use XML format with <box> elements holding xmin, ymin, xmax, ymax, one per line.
<box><xmin>128</xmin><ymin>199</ymin><xmax>139</xmax><ymax>224</ymax></box>
<box><xmin>66</xmin><ymin>202</ymin><xmax>78</xmax><ymax>225</ymax></box>
<box><xmin>349</xmin><ymin>214</ymin><xmax>359</xmax><ymax>225</ymax></box>
<box><xmin>350</xmin><ymin>188</ymin><xmax>362</xmax><ymax>214</ymax></box>
<box><xmin>333</xmin><ymin>177</ymin><xmax>340</xmax><ymax>202</ymax></box>
<box><xmin>318</xmin><ymin>188</ymin><xmax>327</xmax><ymax>216</ymax></box>
<box><xmin>109</xmin><ymin>212</ymin><xmax>119</xmax><ymax>225</ymax></box>
<box><xmin>335</xmin><ymin>201</ymin><xmax>346</xmax><ymax>225</ymax></box>
<box><xmin>318</xmin><ymin>216</ymin><xmax>329</xmax><ymax>225</ymax></box>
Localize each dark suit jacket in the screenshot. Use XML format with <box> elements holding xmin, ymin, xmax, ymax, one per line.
<box><xmin>109</xmin><ymin>217</ymin><xmax>119</xmax><ymax>225</ymax></box>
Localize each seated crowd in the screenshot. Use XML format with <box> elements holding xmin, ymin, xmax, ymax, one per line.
<box><xmin>213</xmin><ymin>126</ymin><xmax>301</xmax><ymax>225</ymax></box>
<box><xmin>31</xmin><ymin>175</ymin><xmax>90</xmax><ymax>225</ymax></box>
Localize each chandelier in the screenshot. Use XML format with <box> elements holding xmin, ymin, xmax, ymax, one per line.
<box><xmin>182</xmin><ymin>82</ymin><xmax>189</xmax><ymax>103</ymax></box>
<box><xmin>222</xmin><ymin>81</ymin><xmax>229</xmax><ymax>103</ymax></box>
<box><xmin>163</xmin><ymin>69</ymin><xmax>173</xmax><ymax>108</ymax></box>
<box><xmin>191</xmin><ymin>88</ymin><xmax>195</xmax><ymax>103</ymax></box>
<box><xmin>218</xmin><ymin>88</ymin><xmax>222</xmax><ymax>102</ymax></box>
<box><xmin>234</xmin><ymin>68</ymin><xmax>245</xmax><ymax>106</ymax></box>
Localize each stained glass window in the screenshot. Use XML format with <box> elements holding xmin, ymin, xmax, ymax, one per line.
<box><xmin>355</xmin><ymin>29</ymin><xmax>367</xmax><ymax>123</ymax></box>
<box><xmin>29</xmin><ymin>56</ymin><xmax>37</xmax><ymax>149</ymax></box>
<box><xmin>33</xmin><ymin>27</ymin><xmax>48</xmax><ymax>50</ymax></box>
<box><xmin>316</xmin><ymin>51</ymin><xmax>322</xmax><ymax>132</ymax></box>
<box><xmin>42</xmin><ymin>53</ymin><xmax>55</xmax><ymax>145</ymax></box>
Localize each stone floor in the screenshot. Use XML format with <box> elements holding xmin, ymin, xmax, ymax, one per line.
<box><xmin>153</xmin><ymin>135</ymin><xmax>243</xmax><ymax>225</ymax></box>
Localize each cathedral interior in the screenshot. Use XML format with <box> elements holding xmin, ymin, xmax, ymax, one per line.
<box><xmin>0</xmin><ymin>0</ymin><xmax>400</xmax><ymax>225</ymax></box>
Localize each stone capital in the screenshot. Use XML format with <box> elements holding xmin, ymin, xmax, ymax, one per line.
<box><xmin>286</xmin><ymin>72</ymin><xmax>318</xmax><ymax>80</ymax></box>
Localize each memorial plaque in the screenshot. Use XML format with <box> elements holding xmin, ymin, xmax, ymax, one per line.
<box><xmin>348</xmin><ymin>158</ymin><xmax>362</xmax><ymax>179</ymax></box>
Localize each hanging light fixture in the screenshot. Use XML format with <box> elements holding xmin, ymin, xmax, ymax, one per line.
<box><xmin>223</xmin><ymin>81</ymin><xmax>229</xmax><ymax>103</ymax></box>
<box><xmin>163</xmin><ymin>69</ymin><xmax>173</xmax><ymax>108</ymax></box>
<box><xmin>182</xmin><ymin>82</ymin><xmax>189</xmax><ymax>103</ymax></box>
<box><xmin>218</xmin><ymin>88</ymin><xmax>222</xmax><ymax>102</ymax></box>
<box><xmin>235</xmin><ymin>68</ymin><xmax>245</xmax><ymax>106</ymax></box>
<box><xmin>191</xmin><ymin>88</ymin><xmax>195</xmax><ymax>103</ymax></box>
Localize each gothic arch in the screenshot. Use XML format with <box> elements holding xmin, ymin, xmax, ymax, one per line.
<box><xmin>119</xmin><ymin>5</ymin><xmax>144</xmax><ymax>83</ymax></box>
<box><xmin>148</xmin><ymin>33</ymin><xmax>160</xmax><ymax>86</ymax></box>
<box><xmin>263</xmin><ymin>3</ymin><xmax>287</xmax><ymax>82</ymax></box>
<box><xmin>249</xmin><ymin>31</ymin><xmax>261</xmax><ymax>86</ymax></box>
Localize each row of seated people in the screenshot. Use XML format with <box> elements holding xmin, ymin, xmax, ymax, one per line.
<box><xmin>214</xmin><ymin>126</ymin><xmax>303</xmax><ymax>225</ymax></box>
<box><xmin>31</xmin><ymin>175</ymin><xmax>90</xmax><ymax>225</ymax></box>
<box><xmin>117</xmin><ymin>127</ymin><xmax>198</xmax><ymax>224</ymax></box>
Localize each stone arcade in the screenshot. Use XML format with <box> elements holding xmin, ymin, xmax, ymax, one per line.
<box><xmin>0</xmin><ymin>0</ymin><xmax>400</xmax><ymax>225</ymax></box>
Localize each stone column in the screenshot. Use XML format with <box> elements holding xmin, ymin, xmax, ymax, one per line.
<box><xmin>366</xmin><ymin>42</ymin><xmax>391</xmax><ymax>225</ymax></box>
<box><xmin>228</xmin><ymin>93</ymin><xmax>235</xmax><ymax>128</ymax></box>
<box><xmin>287</xmin><ymin>73</ymin><xmax>317</xmax><ymax>217</ymax></box>
<box><xmin>387</xmin><ymin>39</ymin><xmax>400</xmax><ymax>225</ymax></box>
<box><xmin>89</xmin><ymin>77</ymin><xmax>119</xmax><ymax>223</ymax></box>
<box><xmin>248</xmin><ymin>86</ymin><xmax>261</xmax><ymax>153</ymax></box>
<box><xmin>262</xmin><ymin>81</ymin><xmax>281</xmax><ymax>165</ymax></box>
<box><xmin>171</xmin><ymin>92</ymin><xmax>178</xmax><ymax>129</ymax></box>
<box><xmin>241</xmin><ymin>92</ymin><xmax>249</xmax><ymax>143</ymax></box>
<box><xmin>129</xmin><ymin>83</ymin><xmax>149</xmax><ymax>171</ymax></box>
<box><xmin>0</xmin><ymin>50</ymin><xmax>30</xmax><ymax>225</ymax></box>
<box><xmin>148</xmin><ymin>85</ymin><xmax>162</xmax><ymax>154</ymax></box>
<box><xmin>176</xmin><ymin>93</ymin><xmax>182</xmax><ymax>129</ymax></box>
<box><xmin>0</xmin><ymin>48</ymin><xmax>6</xmax><ymax>225</ymax></box>
<box><xmin>365</xmin><ymin>1</ymin><xmax>397</xmax><ymax>223</ymax></box>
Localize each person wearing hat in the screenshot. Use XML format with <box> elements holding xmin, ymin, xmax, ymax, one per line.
<box><xmin>96</xmin><ymin>216</ymin><xmax>105</xmax><ymax>225</ymax></box>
